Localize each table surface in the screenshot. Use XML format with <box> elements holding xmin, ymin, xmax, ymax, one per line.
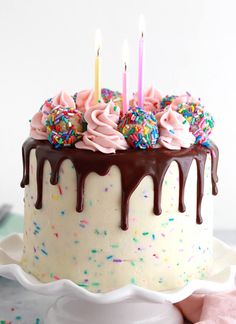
<box><xmin>0</xmin><ymin>213</ymin><xmax>235</xmax><ymax>324</ymax></box>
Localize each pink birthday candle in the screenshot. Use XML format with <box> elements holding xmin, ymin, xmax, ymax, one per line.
<box><xmin>122</xmin><ymin>40</ymin><xmax>129</xmax><ymax>114</ymax></box>
<box><xmin>138</xmin><ymin>15</ymin><xmax>145</xmax><ymax>108</ymax></box>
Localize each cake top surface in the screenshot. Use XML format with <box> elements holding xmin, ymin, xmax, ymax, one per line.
<box><xmin>30</xmin><ymin>87</ymin><xmax>215</xmax><ymax>154</ymax></box>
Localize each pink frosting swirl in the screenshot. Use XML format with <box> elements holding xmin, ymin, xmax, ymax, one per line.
<box><xmin>156</xmin><ymin>106</ymin><xmax>195</xmax><ymax>150</ymax></box>
<box><xmin>130</xmin><ymin>86</ymin><xmax>162</xmax><ymax>113</ymax></box>
<box><xmin>75</xmin><ymin>89</ymin><xmax>94</xmax><ymax>113</ymax></box>
<box><xmin>30</xmin><ymin>91</ymin><xmax>75</xmax><ymax>140</ymax></box>
<box><xmin>30</xmin><ymin>111</ymin><xmax>48</xmax><ymax>140</ymax></box>
<box><xmin>169</xmin><ymin>93</ymin><xmax>197</xmax><ymax>111</ymax></box>
<box><xmin>41</xmin><ymin>90</ymin><xmax>75</xmax><ymax>124</ymax></box>
<box><xmin>75</xmin><ymin>101</ymin><xmax>128</xmax><ymax>154</ymax></box>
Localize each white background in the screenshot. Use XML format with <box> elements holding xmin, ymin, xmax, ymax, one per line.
<box><xmin>0</xmin><ymin>0</ymin><xmax>235</xmax><ymax>229</ymax></box>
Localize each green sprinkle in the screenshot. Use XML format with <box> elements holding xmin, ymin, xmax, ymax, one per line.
<box><xmin>111</xmin><ymin>244</ymin><xmax>119</xmax><ymax>248</ymax></box>
<box><xmin>142</xmin><ymin>232</ymin><xmax>149</xmax><ymax>236</ymax></box>
<box><xmin>49</xmin><ymin>272</ymin><xmax>53</xmax><ymax>278</ymax></box>
<box><xmin>133</xmin><ymin>237</ymin><xmax>138</xmax><ymax>243</ymax></box>
<box><xmin>92</xmin><ymin>282</ymin><xmax>100</xmax><ymax>286</ymax></box>
<box><xmin>114</xmin><ymin>106</ymin><xmax>117</xmax><ymax>111</ymax></box>
<box><xmin>139</xmin><ymin>257</ymin><xmax>144</xmax><ymax>262</ymax></box>
<box><xmin>88</xmin><ymin>200</ymin><xmax>93</xmax><ymax>207</ymax></box>
<box><xmin>16</xmin><ymin>316</ymin><xmax>22</xmax><ymax>320</ymax></box>
<box><xmin>36</xmin><ymin>319</ymin><xmax>40</xmax><ymax>324</ymax></box>
<box><xmin>161</xmin><ymin>222</ymin><xmax>169</xmax><ymax>228</ymax></box>
<box><xmin>106</xmin><ymin>255</ymin><xmax>113</xmax><ymax>260</ymax></box>
<box><xmin>84</xmin><ymin>270</ymin><xmax>88</xmax><ymax>274</ymax></box>
<box><xmin>131</xmin><ymin>277</ymin><xmax>136</xmax><ymax>284</ymax></box>
<box><xmin>200</xmin><ymin>272</ymin><xmax>205</xmax><ymax>279</ymax></box>
<box><xmin>91</xmin><ymin>249</ymin><xmax>97</xmax><ymax>253</ymax></box>
<box><xmin>95</xmin><ymin>229</ymin><xmax>100</xmax><ymax>235</ymax></box>
<box><xmin>74</xmin><ymin>240</ymin><xmax>80</xmax><ymax>244</ymax></box>
<box><xmin>78</xmin><ymin>283</ymin><xmax>88</xmax><ymax>288</ymax></box>
<box><xmin>169</xmin><ymin>218</ymin><xmax>174</xmax><ymax>222</ymax></box>
<box><xmin>130</xmin><ymin>261</ymin><xmax>136</xmax><ymax>267</ymax></box>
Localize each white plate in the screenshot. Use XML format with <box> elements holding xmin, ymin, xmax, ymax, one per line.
<box><xmin>0</xmin><ymin>233</ymin><xmax>236</xmax><ymax>324</ymax></box>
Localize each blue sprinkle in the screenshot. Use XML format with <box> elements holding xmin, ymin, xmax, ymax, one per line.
<box><xmin>41</xmin><ymin>249</ymin><xmax>48</xmax><ymax>256</ymax></box>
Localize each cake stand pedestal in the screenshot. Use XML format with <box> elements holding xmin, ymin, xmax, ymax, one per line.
<box><xmin>45</xmin><ymin>297</ymin><xmax>183</xmax><ymax>324</ymax></box>
<box><xmin>0</xmin><ymin>233</ymin><xmax>236</xmax><ymax>324</ymax></box>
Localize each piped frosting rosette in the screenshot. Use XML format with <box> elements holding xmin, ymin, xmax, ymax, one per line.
<box><xmin>74</xmin><ymin>89</ymin><xmax>94</xmax><ymax>113</ymax></box>
<box><xmin>130</xmin><ymin>86</ymin><xmax>162</xmax><ymax>114</ymax></box>
<box><xmin>160</xmin><ymin>93</ymin><xmax>214</xmax><ymax>145</ymax></box>
<box><xmin>156</xmin><ymin>106</ymin><xmax>195</xmax><ymax>150</ymax></box>
<box><xmin>30</xmin><ymin>91</ymin><xmax>75</xmax><ymax>140</ymax></box>
<box><xmin>75</xmin><ymin>101</ymin><xmax>128</xmax><ymax>154</ymax></box>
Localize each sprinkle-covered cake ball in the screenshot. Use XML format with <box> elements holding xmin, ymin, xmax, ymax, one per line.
<box><xmin>160</xmin><ymin>95</ymin><xmax>177</xmax><ymax>110</ymax></box>
<box><xmin>118</xmin><ymin>107</ymin><xmax>159</xmax><ymax>149</ymax></box>
<box><xmin>178</xmin><ymin>102</ymin><xmax>214</xmax><ymax>145</ymax></box>
<box><xmin>46</xmin><ymin>107</ymin><xmax>83</xmax><ymax>148</ymax></box>
<box><xmin>101</xmin><ymin>88</ymin><xmax>123</xmax><ymax>110</ymax></box>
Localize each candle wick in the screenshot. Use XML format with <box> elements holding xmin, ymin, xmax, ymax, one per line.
<box><xmin>97</xmin><ymin>47</ymin><xmax>100</xmax><ymax>57</ymax></box>
<box><xmin>141</xmin><ymin>31</ymin><xmax>144</xmax><ymax>38</ymax></box>
<box><xmin>124</xmin><ymin>62</ymin><xmax>127</xmax><ymax>72</ymax></box>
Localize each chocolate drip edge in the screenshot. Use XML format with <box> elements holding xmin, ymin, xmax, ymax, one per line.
<box><xmin>21</xmin><ymin>138</ymin><xmax>219</xmax><ymax>230</ymax></box>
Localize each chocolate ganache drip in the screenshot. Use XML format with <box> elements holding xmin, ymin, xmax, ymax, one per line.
<box><xmin>21</xmin><ymin>138</ymin><xmax>219</xmax><ymax>230</ymax></box>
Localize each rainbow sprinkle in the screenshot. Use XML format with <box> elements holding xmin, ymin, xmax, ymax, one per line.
<box><xmin>118</xmin><ymin>107</ymin><xmax>159</xmax><ymax>149</ymax></box>
<box><xmin>46</xmin><ymin>107</ymin><xmax>83</xmax><ymax>148</ymax></box>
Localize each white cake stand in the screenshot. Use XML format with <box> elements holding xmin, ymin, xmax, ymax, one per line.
<box><xmin>0</xmin><ymin>233</ymin><xmax>236</xmax><ymax>324</ymax></box>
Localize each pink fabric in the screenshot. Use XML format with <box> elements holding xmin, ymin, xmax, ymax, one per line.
<box><xmin>175</xmin><ymin>291</ymin><xmax>236</xmax><ymax>323</ymax></box>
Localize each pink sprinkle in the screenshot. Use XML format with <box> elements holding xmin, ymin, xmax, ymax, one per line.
<box><xmin>80</xmin><ymin>219</ymin><xmax>89</xmax><ymax>225</ymax></box>
<box><xmin>161</xmin><ymin>233</ymin><xmax>165</xmax><ymax>237</ymax></box>
<box><xmin>58</xmin><ymin>185</ymin><xmax>63</xmax><ymax>195</ymax></box>
<box><xmin>153</xmin><ymin>253</ymin><xmax>159</xmax><ymax>259</ymax></box>
<box><xmin>53</xmin><ymin>275</ymin><xmax>60</xmax><ymax>280</ymax></box>
<box><xmin>113</xmin><ymin>259</ymin><xmax>122</xmax><ymax>263</ymax></box>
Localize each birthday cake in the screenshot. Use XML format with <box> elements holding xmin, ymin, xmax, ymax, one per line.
<box><xmin>20</xmin><ymin>87</ymin><xmax>218</xmax><ymax>293</ymax></box>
